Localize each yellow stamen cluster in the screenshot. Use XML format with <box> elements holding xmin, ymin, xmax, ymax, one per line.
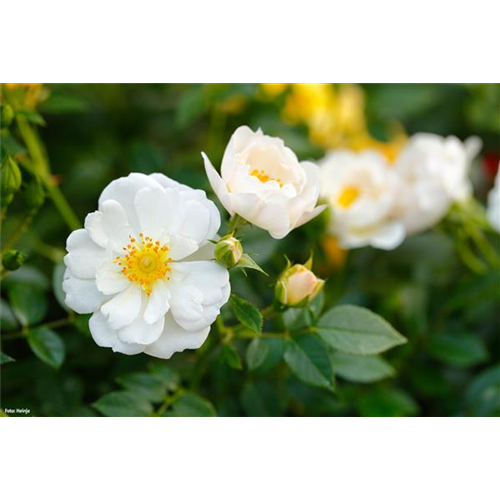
<box><xmin>250</xmin><ymin>168</ymin><xmax>283</xmax><ymax>187</ymax></box>
<box><xmin>337</xmin><ymin>185</ymin><xmax>360</xmax><ymax>208</ymax></box>
<box><xmin>113</xmin><ymin>233</ymin><xmax>171</xmax><ymax>296</ymax></box>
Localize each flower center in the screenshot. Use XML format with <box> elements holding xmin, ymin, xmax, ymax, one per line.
<box><xmin>250</xmin><ymin>168</ymin><xmax>283</xmax><ymax>187</ymax></box>
<box><xmin>114</xmin><ymin>233</ymin><xmax>171</xmax><ymax>296</ymax></box>
<box><xmin>337</xmin><ymin>185</ymin><xmax>360</xmax><ymax>208</ymax></box>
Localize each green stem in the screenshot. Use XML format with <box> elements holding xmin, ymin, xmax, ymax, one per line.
<box><xmin>0</xmin><ymin>331</ymin><xmax>25</xmax><ymax>340</ymax></box>
<box><xmin>469</xmin><ymin>226</ymin><xmax>499</xmax><ymax>268</ymax></box>
<box><xmin>43</xmin><ymin>317</ymin><xmax>74</xmax><ymax>330</ymax></box>
<box><xmin>234</xmin><ymin>329</ymin><xmax>287</xmax><ymax>339</ymax></box>
<box><xmin>261</xmin><ymin>304</ymin><xmax>278</xmax><ymax>319</ymax></box>
<box><xmin>228</xmin><ymin>214</ymin><xmax>247</xmax><ymax>235</ymax></box>
<box><xmin>33</xmin><ymin>239</ymin><xmax>65</xmax><ymax>263</ymax></box>
<box><xmin>16</xmin><ymin>116</ymin><xmax>81</xmax><ymax>231</ymax></box>
<box><xmin>189</xmin><ymin>318</ymin><xmax>225</xmax><ymax>389</ymax></box>
<box><xmin>1</xmin><ymin>213</ymin><xmax>33</xmax><ymax>253</ymax></box>
<box><xmin>16</xmin><ymin>116</ymin><xmax>49</xmax><ymax>175</ymax></box>
<box><xmin>155</xmin><ymin>389</ymin><xmax>185</xmax><ymax>416</ymax></box>
<box><xmin>2</xmin><ymin>316</ymin><xmax>73</xmax><ymax>340</ymax></box>
<box><xmin>43</xmin><ymin>178</ymin><xmax>81</xmax><ymax>231</ymax></box>
<box><xmin>457</xmin><ymin>232</ymin><xmax>487</xmax><ymax>274</ymax></box>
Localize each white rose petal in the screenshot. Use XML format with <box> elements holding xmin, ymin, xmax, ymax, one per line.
<box><xmin>64</xmin><ymin>229</ymin><xmax>106</xmax><ymax>279</ymax></box>
<box><xmin>320</xmin><ymin>133</ymin><xmax>481</xmax><ymax>247</ymax></box>
<box><xmin>117</xmin><ymin>297</ymin><xmax>165</xmax><ymax>345</ymax></box>
<box><xmin>203</xmin><ymin>125</ymin><xmax>326</xmax><ymax>239</ymax></box>
<box><xmin>487</xmin><ymin>168</ymin><xmax>500</xmax><ymax>232</ymax></box>
<box><xmin>145</xmin><ymin>313</ymin><xmax>211</xmax><ymax>360</ymax></box>
<box><xmin>85</xmin><ymin>199</ymin><xmax>131</xmax><ymax>253</ymax></box>
<box><xmin>101</xmin><ymin>285</ymin><xmax>142</xmax><ymax>330</ymax></box>
<box><xmin>394</xmin><ymin>133</ymin><xmax>481</xmax><ymax>235</ymax></box>
<box><xmin>143</xmin><ymin>279</ymin><xmax>171</xmax><ymax>325</ymax></box>
<box><xmin>62</xmin><ymin>269</ymin><xmax>105</xmax><ymax>314</ymax></box>
<box><xmin>95</xmin><ymin>261</ymin><xmax>130</xmax><ymax>295</ymax></box>
<box><xmin>89</xmin><ymin>310</ymin><xmax>145</xmax><ymax>356</ymax></box>
<box><xmin>319</xmin><ymin>150</ymin><xmax>405</xmax><ymax>250</ymax></box>
<box><xmin>64</xmin><ymin>172</ymin><xmax>230</xmax><ymax>359</ymax></box>
<box><xmin>169</xmin><ymin>261</ymin><xmax>231</xmax><ymax>331</ymax></box>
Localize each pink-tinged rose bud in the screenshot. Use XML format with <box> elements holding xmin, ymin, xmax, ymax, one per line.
<box><xmin>275</xmin><ymin>263</ymin><xmax>324</xmax><ymax>307</ymax></box>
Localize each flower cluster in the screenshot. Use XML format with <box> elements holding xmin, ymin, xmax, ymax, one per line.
<box><xmin>63</xmin><ymin>122</ymin><xmax>496</xmax><ymax>362</ymax></box>
<box><xmin>319</xmin><ymin>133</ymin><xmax>483</xmax><ymax>249</ymax></box>
<box><xmin>64</xmin><ymin>128</ymin><xmax>327</xmax><ymax>358</ymax></box>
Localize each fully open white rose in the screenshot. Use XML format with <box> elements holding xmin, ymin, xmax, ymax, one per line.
<box><xmin>319</xmin><ymin>150</ymin><xmax>405</xmax><ymax>250</ymax></box>
<box><xmin>202</xmin><ymin>126</ymin><xmax>326</xmax><ymax>239</ymax></box>
<box><xmin>394</xmin><ymin>133</ymin><xmax>481</xmax><ymax>234</ymax></box>
<box><xmin>487</xmin><ymin>168</ymin><xmax>500</xmax><ymax>232</ymax></box>
<box><xmin>63</xmin><ymin>173</ymin><xmax>230</xmax><ymax>359</ymax></box>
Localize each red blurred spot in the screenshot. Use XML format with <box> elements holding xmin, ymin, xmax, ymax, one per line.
<box><xmin>483</xmin><ymin>153</ymin><xmax>500</xmax><ymax>182</ymax></box>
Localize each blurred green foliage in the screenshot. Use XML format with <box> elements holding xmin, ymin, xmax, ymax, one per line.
<box><xmin>1</xmin><ymin>83</ymin><xmax>499</xmax><ymax>417</ymax></box>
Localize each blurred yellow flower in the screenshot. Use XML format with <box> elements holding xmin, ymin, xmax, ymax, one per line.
<box><xmin>5</xmin><ymin>83</ymin><xmax>42</xmax><ymax>88</ymax></box>
<box><xmin>260</xmin><ymin>83</ymin><xmax>408</xmax><ymax>161</ymax></box>
<box><xmin>320</xmin><ymin>235</ymin><xmax>347</xmax><ymax>272</ymax></box>
<box><xmin>283</xmin><ymin>83</ymin><xmax>366</xmax><ymax>149</ymax></box>
<box><xmin>261</xmin><ymin>83</ymin><xmax>288</xmax><ymax>97</ymax></box>
<box><xmin>218</xmin><ymin>94</ymin><xmax>247</xmax><ymax>115</ymax></box>
<box><xmin>349</xmin><ymin>127</ymin><xmax>408</xmax><ymax>163</ymax></box>
<box><xmin>2</xmin><ymin>83</ymin><xmax>46</xmax><ymax>109</ymax></box>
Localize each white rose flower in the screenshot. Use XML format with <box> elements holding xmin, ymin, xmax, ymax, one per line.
<box><xmin>63</xmin><ymin>173</ymin><xmax>230</xmax><ymax>359</ymax></box>
<box><xmin>487</xmin><ymin>168</ymin><xmax>500</xmax><ymax>232</ymax></box>
<box><xmin>319</xmin><ymin>150</ymin><xmax>405</xmax><ymax>250</ymax></box>
<box><xmin>394</xmin><ymin>133</ymin><xmax>481</xmax><ymax>234</ymax></box>
<box><xmin>202</xmin><ymin>125</ymin><xmax>326</xmax><ymax>239</ymax></box>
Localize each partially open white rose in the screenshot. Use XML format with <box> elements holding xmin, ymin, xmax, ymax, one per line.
<box><xmin>202</xmin><ymin>126</ymin><xmax>326</xmax><ymax>239</ymax></box>
<box><xmin>394</xmin><ymin>133</ymin><xmax>481</xmax><ymax>234</ymax></box>
<box><xmin>63</xmin><ymin>173</ymin><xmax>230</xmax><ymax>359</ymax></box>
<box><xmin>319</xmin><ymin>150</ymin><xmax>405</xmax><ymax>250</ymax></box>
<box><xmin>487</xmin><ymin>168</ymin><xmax>500</xmax><ymax>232</ymax></box>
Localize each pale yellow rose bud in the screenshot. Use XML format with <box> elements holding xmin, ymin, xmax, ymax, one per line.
<box><xmin>275</xmin><ymin>263</ymin><xmax>324</xmax><ymax>307</ymax></box>
<box><xmin>214</xmin><ymin>235</ymin><xmax>243</xmax><ymax>269</ymax></box>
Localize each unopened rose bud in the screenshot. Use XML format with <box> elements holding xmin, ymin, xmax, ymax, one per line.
<box><xmin>1</xmin><ymin>104</ymin><xmax>15</xmax><ymax>128</ymax></box>
<box><xmin>275</xmin><ymin>263</ymin><xmax>324</xmax><ymax>307</ymax></box>
<box><xmin>2</xmin><ymin>249</ymin><xmax>27</xmax><ymax>271</ymax></box>
<box><xmin>214</xmin><ymin>235</ymin><xmax>243</xmax><ymax>268</ymax></box>
<box><xmin>1</xmin><ymin>155</ymin><xmax>22</xmax><ymax>207</ymax></box>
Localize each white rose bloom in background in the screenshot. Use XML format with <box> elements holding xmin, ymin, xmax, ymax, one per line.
<box><xmin>319</xmin><ymin>150</ymin><xmax>405</xmax><ymax>250</ymax></box>
<box><xmin>202</xmin><ymin>125</ymin><xmax>326</xmax><ymax>239</ymax></box>
<box><xmin>394</xmin><ymin>133</ymin><xmax>481</xmax><ymax>234</ymax></box>
<box><xmin>63</xmin><ymin>173</ymin><xmax>230</xmax><ymax>359</ymax></box>
<box><xmin>487</xmin><ymin>168</ymin><xmax>500</xmax><ymax>232</ymax></box>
